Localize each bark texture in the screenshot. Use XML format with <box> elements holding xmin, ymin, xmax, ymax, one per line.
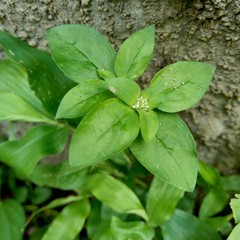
<box><xmin>0</xmin><ymin>0</ymin><xmax>239</xmax><ymax>173</ymax></box>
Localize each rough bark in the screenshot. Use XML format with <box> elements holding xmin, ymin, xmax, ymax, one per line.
<box><xmin>0</xmin><ymin>0</ymin><xmax>239</xmax><ymax>173</ymax></box>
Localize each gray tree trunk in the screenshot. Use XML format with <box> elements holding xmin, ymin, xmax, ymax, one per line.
<box><xmin>0</xmin><ymin>0</ymin><xmax>239</xmax><ymax>174</ymax></box>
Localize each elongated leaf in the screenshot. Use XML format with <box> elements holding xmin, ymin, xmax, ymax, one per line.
<box><xmin>56</xmin><ymin>79</ymin><xmax>112</xmax><ymax>119</ymax></box>
<box><xmin>230</xmin><ymin>194</ymin><xmax>240</xmax><ymax>223</ymax></box>
<box><xmin>0</xmin><ymin>199</ymin><xmax>25</xmax><ymax>240</ymax></box>
<box><xmin>227</xmin><ymin>223</ymin><xmax>240</xmax><ymax>240</ymax></box>
<box><xmin>130</xmin><ymin>111</ymin><xmax>198</xmax><ymax>192</ymax></box>
<box><xmin>161</xmin><ymin>209</ymin><xmax>222</xmax><ymax>240</ymax></box>
<box><xmin>0</xmin><ymin>125</ymin><xmax>68</xmax><ymax>176</ymax></box>
<box><xmin>0</xmin><ymin>30</ymin><xmax>75</xmax><ymax>114</ymax></box>
<box><xmin>42</xmin><ymin>198</ymin><xmax>90</xmax><ymax>240</ymax></box>
<box><xmin>138</xmin><ymin>109</ymin><xmax>159</xmax><ymax>141</ymax></box>
<box><xmin>221</xmin><ymin>175</ymin><xmax>240</xmax><ymax>192</ymax></box>
<box><xmin>47</xmin><ymin>24</ymin><xmax>116</xmax><ymax>83</ymax></box>
<box><xmin>199</xmin><ymin>188</ymin><xmax>228</xmax><ymax>218</ymax></box>
<box><xmin>28</xmin><ymin>161</ymin><xmax>89</xmax><ymax>191</ymax></box>
<box><xmin>142</xmin><ymin>61</ymin><xmax>215</xmax><ymax>112</ymax></box>
<box><xmin>147</xmin><ymin>177</ymin><xmax>184</xmax><ymax>226</ymax></box>
<box><xmin>87</xmin><ymin>173</ymin><xmax>148</xmax><ymax>220</ymax></box>
<box><xmin>115</xmin><ymin>25</ymin><xmax>155</xmax><ymax>80</ymax></box>
<box><xmin>105</xmin><ymin>78</ymin><xmax>141</xmax><ymax>106</ymax></box>
<box><xmin>69</xmin><ymin>99</ymin><xmax>139</xmax><ymax>167</ymax></box>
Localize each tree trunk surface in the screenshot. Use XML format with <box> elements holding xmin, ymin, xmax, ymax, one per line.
<box><xmin>0</xmin><ymin>0</ymin><xmax>239</xmax><ymax>174</ymax></box>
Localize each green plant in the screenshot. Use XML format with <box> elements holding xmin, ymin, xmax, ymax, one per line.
<box><xmin>0</xmin><ymin>24</ymin><xmax>238</xmax><ymax>239</ymax></box>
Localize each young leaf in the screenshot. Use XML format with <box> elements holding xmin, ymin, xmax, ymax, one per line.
<box><xmin>0</xmin><ymin>199</ymin><xmax>25</xmax><ymax>240</ymax></box>
<box><xmin>161</xmin><ymin>209</ymin><xmax>222</xmax><ymax>240</ymax></box>
<box><xmin>47</xmin><ymin>24</ymin><xmax>116</xmax><ymax>83</ymax></box>
<box><xmin>56</xmin><ymin>79</ymin><xmax>112</xmax><ymax>119</ymax></box>
<box><xmin>130</xmin><ymin>111</ymin><xmax>198</xmax><ymax>192</ymax></box>
<box><xmin>69</xmin><ymin>99</ymin><xmax>139</xmax><ymax>168</ymax></box>
<box><xmin>87</xmin><ymin>173</ymin><xmax>148</xmax><ymax>221</ymax></box>
<box><xmin>147</xmin><ymin>177</ymin><xmax>184</xmax><ymax>226</ymax></box>
<box><xmin>105</xmin><ymin>77</ymin><xmax>141</xmax><ymax>106</ymax></box>
<box><xmin>42</xmin><ymin>198</ymin><xmax>90</xmax><ymax>240</ymax></box>
<box><xmin>115</xmin><ymin>25</ymin><xmax>155</xmax><ymax>80</ymax></box>
<box><xmin>142</xmin><ymin>61</ymin><xmax>215</xmax><ymax>112</ymax></box>
<box><xmin>230</xmin><ymin>194</ymin><xmax>240</xmax><ymax>223</ymax></box>
<box><xmin>199</xmin><ymin>188</ymin><xmax>228</xmax><ymax>218</ymax></box>
<box><xmin>0</xmin><ymin>30</ymin><xmax>75</xmax><ymax>114</ymax></box>
<box><xmin>0</xmin><ymin>125</ymin><xmax>68</xmax><ymax>176</ymax></box>
<box><xmin>138</xmin><ymin>109</ymin><xmax>159</xmax><ymax>141</ymax></box>
<box><xmin>227</xmin><ymin>223</ymin><xmax>240</xmax><ymax>240</ymax></box>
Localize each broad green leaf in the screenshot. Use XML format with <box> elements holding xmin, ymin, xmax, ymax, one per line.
<box><xmin>97</xmin><ymin>68</ymin><xmax>115</xmax><ymax>79</ymax></box>
<box><xmin>130</xmin><ymin>111</ymin><xmax>198</xmax><ymax>192</ymax></box>
<box><xmin>69</xmin><ymin>98</ymin><xmax>139</xmax><ymax>167</ymax></box>
<box><xmin>28</xmin><ymin>161</ymin><xmax>89</xmax><ymax>191</ymax></box>
<box><xmin>227</xmin><ymin>223</ymin><xmax>240</xmax><ymax>240</ymax></box>
<box><xmin>107</xmin><ymin>216</ymin><xmax>154</xmax><ymax>240</ymax></box>
<box><xmin>115</xmin><ymin>25</ymin><xmax>155</xmax><ymax>80</ymax></box>
<box><xmin>199</xmin><ymin>188</ymin><xmax>228</xmax><ymax>218</ymax></box>
<box><xmin>199</xmin><ymin>160</ymin><xmax>221</xmax><ymax>187</ymax></box>
<box><xmin>47</xmin><ymin>24</ymin><xmax>116</xmax><ymax>83</ymax></box>
<box><xmin>87</xmin><ymin>173</ymin><xmax>148</xmax><ymax>220</ymax></box>
<box><xmin>0</xmin><ymin>199</ymin><xmax>25</xmax><ymax>240</ymax></box>
<box><xmin>138</xmin><ymin>109</ymin><xmax>159</xmax><ymax>141</ymax></box>
<box><xmin>0</xmin><ymin>125</ymin><xmax>68</xmax><ymax>176</ymax></box>
<box><xmin>230</xmin><ymin>194</ymin><xmax>240</xmax><ymax>223</ymax></box>
<box><xmin>26</xmin><ymin>195</ymin><xmax>84</xmax><ymax>227</ymax></box>
<box><xmin>105</xmin><ymin>78</ymin><xmax>141</xmax><ymax>106</ymax></box>
<box><xmin>56</xmin><ymin>79</ymin><xmax>112</xmax><ymax>119</ymax></box>
<box><xmin>42</xmin><ymin>198</ymin><xmax>90</xmax><ymax>240</ymax></box>
<box><xmin>221</xmin><ymin>175</ymin><xmax>240</xmax><ymax>192</ymax></box>
<box><xmin>147</xmin><ymin>177</ymin><xmax>184</xmax><ymax>226</ymax></box>
<box><xmin>142</xmin><ymin>61</ymin><xmax>215</xmax><ymax>112</ymax></box>
<box><xmin>161</xmin><ymin>209</ymin><xmax>222</xmax><ymax>240</ymax></box>
<box><xmin>0</xmin><ymin>30</ymin><xmax>75</xmax><ymax>114</ymax></box>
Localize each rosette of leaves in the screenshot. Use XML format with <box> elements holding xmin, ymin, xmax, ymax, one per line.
<box><xmin>47</xmin><ymin>24</ymin><xmax>215</xmax><ymax>192</ymax></box>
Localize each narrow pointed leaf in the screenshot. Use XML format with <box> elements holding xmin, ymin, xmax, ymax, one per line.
<box><xmin>87</xmin><ymin>173</ymin><xmax>148</xmax><ymax>220</ymax></box>
<box><xmin>56</xmin><ymin>79</ymin><xmax>112</xmax><ymax>119</ymax></box>
<box><xmin>147</xmin><ymin>177</ymin><xmax>184</xmax><ymax>226</ymax></box>
<box><xmin>42</xmin><ymin>198</ymin><xmax>90</xmax><ymax>240</ymax></box>
<box><xmin>138</xmin><ymin>109</ymin><xmax>159</xmax><ymax>141</ymax></box>
<box><xmin>142</xmin><ymin>61</ymin><xmax>215</xmax><ymax>112</ymax></box>
<box><xmin>0</xmin><ymin>31</ymin><xmax>75</xmax><ymax>114</ymax></box>
<box><xmin>0</xmin><ymin>125</ymin><xmax>68</xmax><ymax>176</ymax></box>
<box><xmin>0</xmin><ymin>199</ymin><xmax>25</xmax><ymax>240</ymax></box>
<box><xmin>69</xmin><ymin>99</ymin><xmax>139</xmax><ymax>167</ymax></box>
<box><xmin>199</xmin><ymin>188</ymin><xmax>228</xmax><ymax>218</ymax></box>
<box><xmin>105</xmin><ymin>78</ymin><xmax>141</xmax><ymax>106</ymax></box>
<box><xmin>161</xmin><ymin>209</ymin><xmax>222</xmax><ymax>240</ymax></box>
<box><xmin>115</xmin><ymin>26</ymin><xmax>155</xmax><ymax>80</ymax></box>
<box><xmin>130</xmin><ymin>111</ymin><xmax>198</xmax><ymax>192</ymax></box>
<box><xmin>47</xmin><ymin>24</ymin><xmax>116</xmax><ymax>83</ymax></box>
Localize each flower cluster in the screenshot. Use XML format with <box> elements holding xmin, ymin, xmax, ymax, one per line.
<box><xmin>132</xmin><ymin>96</ymin><xmax>149</xmax><ymax>111</ymax></box>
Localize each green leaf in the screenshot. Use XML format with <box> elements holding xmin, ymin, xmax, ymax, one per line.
<box><xmin>199</xmin><ymin>188</ymin><xmax>228</xmax><ymax>218</ymax></box>
<box><xmin>130</xmin><ymin>111</ymin><xmax>198</xmax><ymax>192</ymax></box>
<box><xmin>87</xmin><ymin>173</ymin><xmax>148</xmax><ymax>221</ymax></box>
<box><xmin>115</xmin><ymin>25</ymin><xmax>155</xmax><ymax>80</ymax></box>
<box><xmin>199</xmin><ymin>160</ymin><xmax>221</xmax><ymax>187</ymax></box>
<box><xmin>47</xmin><ymin>24</ymin><xmax>116</xmax><ymax>83</ymax></box>
<box><xmin>107</xmin><ymin>216</ymin><xmax>154</xmax><ymax>240</ymax></box>
<box><xmin>161</xmin><ymin>209</ymin><xmax>222</xmax><ymax>240</ymax></box>
<box><xmin>227</xmin><ymin>223</ymin><xmax>240</xmax><ymax>240</ymax></box>
<box><xmin>0</xmin><ymin>125</ymin><xmax>68</xmax><ymax>176</ymax></box>
<box><xmin>56</xmin><ymin>79</ymin><xmax>112</xmax><ymax>119</ymax></box>
<box><xmin>147</xmin><ymin>177</ymin><xmax>184</xmax><ymax>226</ymax></box>
<box><xmin>138</xmin><ymin>109</ymin><xmax>159</xmax><ymax>141</ymax></box>
<box><xmin>0</xmin><ymin>30</ymin><xmax>75</xmax><ymax>114</ymax></box>
<box><xmin>221</xmin><ymin>175</ymin><xmax>240</xmax><ymax>192</ymax></box>
<box><xmin>0</xmin><ymin>199</ymin><xmax>25</xmax><ymax>240</ymax></box>
<box><xmin>230</xmin><ymin>194</ymin><xmax>240</xmax><ymax>223</ymax></box>
<box><xmin>105</xmin><ymin>78</ymin><xmax>141</xmax><ymax>106</ymax></box>
<box><xmin>69</xmin><ymin>98</ymin><xmax>139</xmax><ymax>167</ymax></box>
<box><xmin>142</xmin><ymin>61</ymin><xmax>215</xmax><ymax>112</ymax></box>
<box><xmin>28</xmin><ymin>161</ymin><xmax>89</xmax><ymax>191</ymax></box>
<box><xmin>42</xmin><ymin>198</ymin><xmax>90</xmax><ymax>240</ymax></box>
